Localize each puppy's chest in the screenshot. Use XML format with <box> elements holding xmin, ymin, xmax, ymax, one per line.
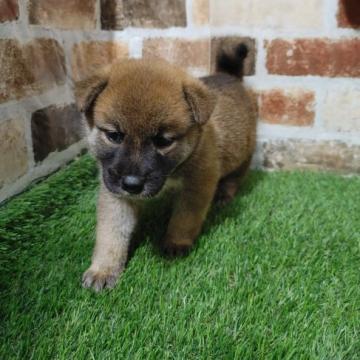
<box><xmin>138</xmin><ymin>177</ymin><xmax>182</xmax><ymax>213</ymax></box>
<box><xmin>160</xmin><ymin>177</ymin><xmax>183</xmax><ymax>195</ymax></box>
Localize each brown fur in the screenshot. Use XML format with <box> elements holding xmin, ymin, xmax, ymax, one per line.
<box><xmin>75</xmin><ymin>57</ymin><xmax>257</xmax><ymax>291</ymax></box>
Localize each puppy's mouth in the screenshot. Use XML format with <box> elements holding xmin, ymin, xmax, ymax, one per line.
<box><xmin>102</xmin><ymin>172</ymin><xmax>166</xmax><ymax>199</ymax></box>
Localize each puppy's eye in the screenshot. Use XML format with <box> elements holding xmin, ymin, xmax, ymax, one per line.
<box><xmin>152</xmin><ymin>135</ymin><xmax>174</xmax><ymax>148</ymax></box>
<box><xmin>105</xmin><ymin>131</ymin><xmax>124</xmax><ymax>144</ymax></box>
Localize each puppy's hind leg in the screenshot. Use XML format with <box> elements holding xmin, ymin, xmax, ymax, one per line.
<box><xmin>215</xmin><ymin>156</ymin><xmax>252</xmax><ymax>206</ymax></box>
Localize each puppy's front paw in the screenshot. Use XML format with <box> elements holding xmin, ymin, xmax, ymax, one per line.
<box><xmin>162</xmin><ymin>240</ymin><xmax>193</xmax><ymax>258</ymax></box>
<box><xmin>82</xmin><ymin>266</ymin><xmax>121</xmax><ymax>292</ymax></box>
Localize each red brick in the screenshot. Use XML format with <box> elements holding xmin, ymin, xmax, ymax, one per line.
<box><xmin>337</xmin><ymin>0</ymin><xmax>360</xmax><ymax>28</ymax></box>
<box><xmin>259</xmin><ymin>89</ymin><xmax>315</xmax><ymax>126</ymax></box>
<box><xmin>71</xmin><ymin>41</ymin><xmax>129</xmax><ymax>81</ymax></box>
<box><xmin>0</xmin><ymin>0</ymin><xmax>18</xmax><ymax>22</ymax></box>
<box><xmin>24</xmin><ymin>38</ymin><xmax>66</xmax><ymax>85</ymax></box>
<box><xmin>143</xmin><ymin>38</ymin><xmax>210</xmax><ymax>70</ymax></box>
<box><xmin>29</xmin><ymin>0</ymin><xmax>96</xmax><ymax>30</ymax></box>
<box><xmin>0</xmin><ymin>38</ymin><xmax>66</xmax><ymax>103</ymax></box>
<box><xmin>266</xmin><ymin>39</ymin><xmax>360</xmax><ymax>77</ymax></box>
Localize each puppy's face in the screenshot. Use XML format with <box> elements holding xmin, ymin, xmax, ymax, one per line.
<box><xmin>75</xmin><ymin>60</ymin><xmax>215</xmax><ymax>198</ymax></box>
<box><xmin>91</xmin><ymin>96</ymin><xmax>201</xmax><ymax>198</ymax></box>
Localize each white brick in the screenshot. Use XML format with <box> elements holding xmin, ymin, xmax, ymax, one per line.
<box><xmin>193</xmin><ymin>0</ymin><xmax>209</xmax><ymax>26</ymax></box>
<box><xmin>210</xmin><ymin>0</ymin><xmax>323</xmax><ymax>29</ymax></box>
<box><xmin>323</xmin><ymin>88</ymin><xmax>360</xmax><ymax>133</ymax></box>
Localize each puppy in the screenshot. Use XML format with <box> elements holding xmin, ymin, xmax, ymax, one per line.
<box><xmin>75</xmin><ymin>43</ymin><xmax>257</xmax><ymax>291</ymax></box>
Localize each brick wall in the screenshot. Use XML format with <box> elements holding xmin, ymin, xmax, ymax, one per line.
<box><xmin>0</xmin><ymin>0</ymin><xmax>359</xmax><ymax>202</ymax></box>
<box><xmin>210</xmin><ymin>0</ymin><xmax>360</xmax><ymax>173</ymax></box>
<box><xmin>0</xmin><ymin>0</ymin><xmax>211</xmax><ymax>202</ymax></box>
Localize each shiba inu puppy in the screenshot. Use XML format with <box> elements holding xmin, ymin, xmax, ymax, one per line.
<box><xmin>75</xmin><ymin>43</ymin><xmax>257</xmax><ymax>291</ymax></box>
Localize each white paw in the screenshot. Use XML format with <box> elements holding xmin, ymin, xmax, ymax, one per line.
<box><xmin>82</xmin><ymin>266</ymin><xmax>121</xmax><ymax>292</ymax></box>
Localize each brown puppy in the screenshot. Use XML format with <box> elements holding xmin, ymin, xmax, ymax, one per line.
<box><xmin>75</xmin><ymin>44</ymin><xmax>257</xmax><ymax>291</ymax></box>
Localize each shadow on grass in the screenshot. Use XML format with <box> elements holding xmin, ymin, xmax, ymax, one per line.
<box><xmin>128</xmin><ymin>170</ymin><xmax>267</xmax><ymax>262</ymax></box>
<box><xmin>0</xmin><ymin>162</ymin><xmax>265</xmax><ymax>301</ymax></box>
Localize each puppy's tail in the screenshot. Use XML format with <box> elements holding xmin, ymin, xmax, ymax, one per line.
<box><xmin>216</xmin><ymin>43</ymin><xmax>248</xmax><ymax>79</ymax></box>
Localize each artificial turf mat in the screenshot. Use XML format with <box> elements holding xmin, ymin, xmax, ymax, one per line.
<box><xmin>0</xmin><ymin>155</ymin><xmax>359</xmax><ymax>359</ymax></box>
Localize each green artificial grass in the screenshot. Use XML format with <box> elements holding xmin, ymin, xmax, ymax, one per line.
<box><xmin>1</xmin><ymin>155</ymin><xmax>359</xmax><ymax>359</ymax></box>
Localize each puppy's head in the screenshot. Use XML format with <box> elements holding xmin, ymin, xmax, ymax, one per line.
<box><xmin>75</xmin><ymin>59</ymin><xmax>216</xmax><ymax>198</ymax></box>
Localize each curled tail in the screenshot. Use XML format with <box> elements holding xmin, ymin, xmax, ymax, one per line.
<box><xmin>216</xmin><ymin>43</ymin><xmax>248</xmax><ymax>79</ymax></box>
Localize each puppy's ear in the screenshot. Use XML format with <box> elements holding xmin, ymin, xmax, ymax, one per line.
<box><xmin>183</xmin><ymin>80</ymin><xmax>216</xmax><ymax>125</ymax></box>
<box><xmin>74</xmin><ymin>67</ymin><xmax>110</xmax><ymax>127</ymax></box>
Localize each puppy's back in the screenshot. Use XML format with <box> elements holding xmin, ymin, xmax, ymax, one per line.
<box><xmin>201</xmin><ymin>43</ymin><xmax>257</xmax><ymax>176</ymax></box>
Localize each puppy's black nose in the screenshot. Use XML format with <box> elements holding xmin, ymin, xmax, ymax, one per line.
<box><xmin>121</xmin><ymin>175</ymin><xmax>144</xmax><ymax>194</ymax></box>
